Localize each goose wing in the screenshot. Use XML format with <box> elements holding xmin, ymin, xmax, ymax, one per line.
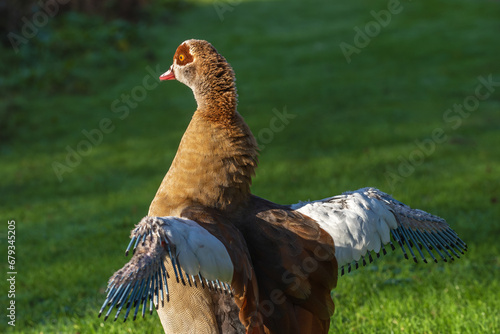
<box><xmin>292</xmin><ymin>187</ymin><xmax>467</xmax><ymax>275</ymax></box>
<box><xmin>99</xmin><ymin>215</ymin><xmax>242</xmax><ymax>322</ymax></box>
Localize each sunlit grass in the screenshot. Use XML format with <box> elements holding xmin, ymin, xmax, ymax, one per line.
<box><xmin>1</xmin><ymin>0</ymin><xmax>499</xmax><ymax>333</ymax></box>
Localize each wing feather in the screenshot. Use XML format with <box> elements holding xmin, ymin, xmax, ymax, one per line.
<box><xmin>292</xmin><ymin>187</ymin><xmax>467</xmax><ymax>275</ymax></box>
<box><xmin>99</xmin><ymin>216</ymin><xmax>235</xmax><ymax>322</ymax></box>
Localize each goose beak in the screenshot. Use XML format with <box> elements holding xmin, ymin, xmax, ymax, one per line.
<box><xmin>160</xmin><ymin>66</ymin><xmax>175</xmax><ymax>81</ymax></box>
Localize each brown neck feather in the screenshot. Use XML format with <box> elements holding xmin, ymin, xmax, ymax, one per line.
<box><xmin>149</xmin><ymin>63</ymin><xmax>258</xmax><ymax>216</ymax></box>
<box><xmin>194</xmin><ymin>56</ymin><xmax>238</xmax><ymax>124</ymax></box>
<box><xmin>149</xmin><ymin>112</ymin><xmax>258</xmax><ymax>216</ymax></box>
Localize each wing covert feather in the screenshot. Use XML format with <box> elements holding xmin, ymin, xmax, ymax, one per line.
<box><xmin>99</xmin><ymin>216</ymin><xmax>238</xmax><ymax>322</ymax></box>
<box><xmin>292</xmin><ymin>188</ymin><xmax>467</xmax><ymax>275</ymax></box>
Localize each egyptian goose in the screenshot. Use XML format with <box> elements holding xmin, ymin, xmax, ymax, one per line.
<box><xmin>99</xmin><ymin>39</ymin><xmax>467</xmax><ymax>333</ymax></box>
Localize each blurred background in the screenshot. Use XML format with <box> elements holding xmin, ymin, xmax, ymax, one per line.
<box><xmin>1</xmin><ymin>0</ymin><xmax>499</xmax><ymax>332</ymax></box>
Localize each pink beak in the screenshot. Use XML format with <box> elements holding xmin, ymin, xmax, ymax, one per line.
<box><xmin>160</xmin><ymin>66</ymin><xmax>175</xmax><ymax>81</ymax></box>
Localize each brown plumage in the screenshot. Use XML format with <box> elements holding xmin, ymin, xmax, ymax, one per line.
<box><xmin>99</xmin><ymin>39</ymin><xmax>466</xmax><ymax>334</ymax></box>
<box><xmin>150</xmin><ymin>39</ymin><xmax>335</xmax><ymax>333</ymax></box>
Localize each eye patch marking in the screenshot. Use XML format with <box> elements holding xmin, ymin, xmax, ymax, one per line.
<box><xmin>174</xmin><ymin>43</ymin><xmax>193</xmax><ymax>66</ymax></box>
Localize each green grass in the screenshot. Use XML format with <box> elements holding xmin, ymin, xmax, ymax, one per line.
<box><xmin>1</xmin><ymin>0</ymin><xmax>499</xmax><ymax>332</ymax></box>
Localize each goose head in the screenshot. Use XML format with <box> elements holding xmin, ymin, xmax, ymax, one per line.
<box><xmin>159</xmin><ymin>39</ymin><xmax>237</xmax><ymax>111</ymax></box>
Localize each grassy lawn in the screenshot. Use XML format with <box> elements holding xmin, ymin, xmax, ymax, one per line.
<box><xmin>1</xmin><ymin>0</ymin><xmax>499</xmax><ymax>333</ymax></box>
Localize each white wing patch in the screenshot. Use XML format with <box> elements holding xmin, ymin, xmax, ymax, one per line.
<box><xmin>159</xmin><ymin>217</ymin><xmax>234</xmax><ymax>282</ymax></box>
<box><xmin>292</xmin><ymin>188</ymin><xmax>397</xmax><ymax>268</ymax></box>
<box><xmin>293</xmin><ymin>187</ymin><xmax>467</xmax><ymax>275</ymax></box>
<box><xmin>99</xmin><ymin>216</ymin><xmax>234</xmax><ymax>322</ymax></box>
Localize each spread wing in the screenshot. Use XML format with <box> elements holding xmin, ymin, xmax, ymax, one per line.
<box><xmin>98</xmin><ymin>216</ymin><xmax>237</xmax><ymax>322</ymax></box>
<box><xmin>292</xmin><ymin>187</ymin><xmax>467</xmax><ymax>275</ymax></box>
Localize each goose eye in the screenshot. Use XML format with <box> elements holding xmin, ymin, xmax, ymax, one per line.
<box><xmin>179</xmin><ymin>54</ymin><xmax>185</xmax><ymax>62</ymax></box>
